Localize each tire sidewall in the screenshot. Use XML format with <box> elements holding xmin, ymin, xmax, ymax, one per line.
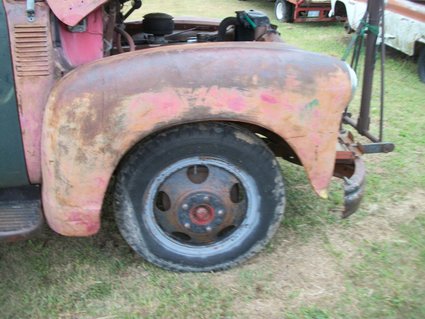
<box><xmin>275</xmin><ymin>0</ymin><xmax>287</xmax><ymax>22</ymax></box>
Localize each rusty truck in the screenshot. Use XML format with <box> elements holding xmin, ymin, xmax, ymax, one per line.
<box><xmin>0</xmin><ymin>0</ymin><xmax>392</xmax><ymax>271</ymax></box>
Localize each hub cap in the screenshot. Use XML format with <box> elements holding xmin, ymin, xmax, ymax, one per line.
<box><xmin>143</xmin><ymin>158</ymin><xmax>260</xmax><ymax>254</ymax></box>
<box><xmin>190</xmin><ymin>205</ymin><xmax>215</xmax><ymax>225</ymax></box>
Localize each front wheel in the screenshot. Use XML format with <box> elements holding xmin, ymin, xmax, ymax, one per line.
<box><xmin>113</xmin><ymin>123</ymin><xmax>285</xmax><ymax>272</ymax></box>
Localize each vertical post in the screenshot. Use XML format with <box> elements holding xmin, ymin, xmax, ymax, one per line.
<box><xmin>356</xmin><ymin>0</ymin><xmax>381</xmax><ymax>134</ymax></box>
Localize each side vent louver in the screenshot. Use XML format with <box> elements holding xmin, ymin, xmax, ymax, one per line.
<box><xmin>14</xmin><ymin>24</ymin><xmax>50</xmax><ymax>77</ymax></box>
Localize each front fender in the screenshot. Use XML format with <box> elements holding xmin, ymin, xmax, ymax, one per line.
<box><xmin>41</xmin><ymin>42</ymin><xmax>353</xmax><ymax>236</ymax></box>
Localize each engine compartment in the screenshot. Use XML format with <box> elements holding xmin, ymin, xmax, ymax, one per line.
<box><xmin>55</xmin><ymin>1</ymin><xmax>283</xmax><ymax>68</ymax></box>
<box><xmin>106</xmin><ymin>1</ymin><xmax>282</xmax><ymax>55</ymax></box>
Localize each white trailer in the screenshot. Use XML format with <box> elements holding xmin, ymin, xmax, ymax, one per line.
<box><xmin>330</xmin><ymin>0</ymin><xmax>425</xmax><ymax>82</ymax></box>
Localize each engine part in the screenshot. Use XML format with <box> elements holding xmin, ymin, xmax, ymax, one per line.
<box><xmin>143</xmin><ymin>12</ymin><xmax>174</xmax><ymax>36</ymax></box>
<box><xmin>218</xmin><ymin>10</ymin><xmax>272</xmax><ymax>42</ymax></box>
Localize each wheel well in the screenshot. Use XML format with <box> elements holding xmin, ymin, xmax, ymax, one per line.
<box><xmin>160</xmin><ymin>121</ymin><xmax>299</xmax><ymax>163</ymax></box>
<box><xmin>111</xmin><ymin>120</ymin><xmax>300</xmax><ymax>184</ymax></box>
<box><xmin>103</xmin><ymin>120</ymin><xmax>300</xmax><ymax>214</ymax></box>
<box><xmin>334</xmin><ymin>1</ymin><xmax>347</xmax><ymax>18</ymax></box>
<box><xmin>234</xmin><ymin>122</ymin><xmax>301</xmax><ymax>164</ymax></box>
<box><xmin>414</xmin><ymin>41</ymin><xmax>425</xmax><ymax>57</ymax></box>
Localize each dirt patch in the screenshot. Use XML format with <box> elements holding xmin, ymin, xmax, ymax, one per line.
<box><xmin>212</xmin><ymin>189</ymin><xmax>425</xmax><ymax>318</ymax></box>
<box><xmin>232</xmin><ymin>298</ymin><xmax>284</xmax><ymax>319</ymax></box>
<box><xmin>327</xmin><ymin>189</ymin><xmax>425</xmax><ymax>261</ymax></box>
<box><xmin>362</xmin><ymin>189</ymin><xmax>425</xmax><ymax>225</ymax></box>
<box><xmin>209</xmin><ymin>229</ymin><xmax>346</xmax><ymax>318</ymax></box>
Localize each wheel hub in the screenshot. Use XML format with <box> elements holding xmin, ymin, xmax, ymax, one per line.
<box><xmin>152</xmin><ymin>163</ymin><xmax>248</xmax><ymax>245</ymax></box>
<box><xmin>178</xmin><ymin>192</ymin><xmax>225</xmax><ymax>234</ymax></box>
<box><xmin>190</xmin><ymin>205</ymin><xmax>215</xmax><ymax>225</ymax></box>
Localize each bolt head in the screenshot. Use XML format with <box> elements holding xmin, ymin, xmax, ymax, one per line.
<box><xmin>206</xmin><ymin>226</ymin><xmax>212</xmax><ymax>232</ymax></box>
<box><xmin>184</xmin><ymin>223</ymin><xmax>191</xmax><ymax>229</ymax></box>
<box><xmin>217</xmin><ymin>209</ymin><xmax>224</xmax><ymax>216</ymax></box>
<box><xmin>203</xmin><ymin>196</ymin><xmax>210</xmax><ymax>202</ymax></box>
<box><xmin>182</xmin><ymin>203</ymin><xmax>189</xmax><ymax>210</ymax></box>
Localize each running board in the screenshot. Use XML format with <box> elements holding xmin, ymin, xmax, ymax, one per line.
<box><xmin>0</xmin><ymin>185</ymin><xmax>43</xmax><ymax>241</ymax></box>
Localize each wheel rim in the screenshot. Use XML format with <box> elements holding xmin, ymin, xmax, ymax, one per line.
<box><xmin>276</xmin><ymin>2</ymin><xmax>284</xmax><ymax>21</ymax></box>
<box><xmin>143</xmin><ymin>157</ymin><xmax>260</xmax><ymax>257</ymax></box>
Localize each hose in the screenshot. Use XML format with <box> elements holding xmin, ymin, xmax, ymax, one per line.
<box><xmin>114</xmin><ymin>26</ymin><xmax>135</xmax><ymax>53</ymax></box>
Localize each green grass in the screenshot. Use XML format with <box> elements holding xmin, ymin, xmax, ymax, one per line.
<box><xmin>1</xmin><ymin>1</ymin><xmax>424</xmax><ymax>318</ymax></box>
<box><xmin>334</xmin><ymin>216</ymin><xmax>425</xmax><ymax>319</ymax></box>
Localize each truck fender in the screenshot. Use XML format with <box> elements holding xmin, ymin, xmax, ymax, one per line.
<box><xmin>41</xmin><ymin>42</ymin><xmax>353</xmax><ymax>236</ymax></box>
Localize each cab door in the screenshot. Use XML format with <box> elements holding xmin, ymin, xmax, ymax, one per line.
<box><xmin>0</xmin><ymin>2</ymin><xmax>29</xmax><ymax>187</ymax></box>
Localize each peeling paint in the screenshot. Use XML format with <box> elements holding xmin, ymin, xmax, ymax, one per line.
<box><xmin>41</xmin><ymin>42</ymin><xmax>353</xmax><ymax>236</ymax></box>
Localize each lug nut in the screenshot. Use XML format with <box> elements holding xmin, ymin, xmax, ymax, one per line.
<box><xmin>206</xmin><ymin>226</ymin><xmax>212</xmax><ymax>232</ymax></box>
<box><xmin>182</xmin><ymin>203</ymin><xmax>189</xmax><ymax>210</ymax></box>
<box><xmin>203</xmin><ymin>196</ymin><xmax>210</xmax><ymax>202</ymax></box>
<box><xmin>217</xmin><ymin>209</ymin><xmax>224</xmax><ymax>216</ymax></box>
<box><xmin>184</xmin><ymin>223</ymin><xmax>191</xmax><ymax>229</ymax></box>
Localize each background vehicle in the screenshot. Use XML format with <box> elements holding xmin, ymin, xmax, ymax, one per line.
<box><xmin>0</xmin><ymin>0</ymin><xmax>390</xmax><ymax>271</ymax></box>
<box><xmin>274</xmin><ymin>0</ymin><xmax>346</xmax><ymax>22</ymax></box>
<box><xmin>331</xmin><ymin>0</ymin><xmax>425</xmax><ymax>82</ymax></box>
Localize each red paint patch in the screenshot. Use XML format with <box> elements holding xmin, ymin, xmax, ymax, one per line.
<box><xmin>58</xmin><ymin>9</ymin><xmax>103</xmax><ymax>66</ymax></box>
<box><xmin>67</xmin><ymin>211</ymin><xmax>100</xmax><ymax>234</ymax></box>
<box><xmin>261</xmin><ymin>93</ymin><xmax>278</xmax><ymax>104</ymax></box>
<box><xmin>94</xmin><ymin>177</ymin><xmax>108</xmax><ymax>189</ymax></box>
<box><xmin>47</xmin><ymin>0</ymin><xmax>108</xmax><ymax>26</ymax></box>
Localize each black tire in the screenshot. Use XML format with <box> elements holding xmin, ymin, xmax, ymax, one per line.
<box><xmin>418</xmin><ymin>47</ymin><xmax>425</xmax><ymax>83</ymax></box>
<box><xmin>217</xmin><ymin>16</ymin><xmax>238</xmax><ymax>41</ymax></box>
<box><xmin>344</xmin><ymin>22</ymin><xmax>355</xmax><ymax>34</ymax></box>
<box><xmin>274</xmin><ymin>0</ymin><xmax>293</xmax><ymax>23</ymax></box>
<box><xmin>113</xmin><ymin>122</ymin><xmax>285</xmax><ymax>272</ymax></box>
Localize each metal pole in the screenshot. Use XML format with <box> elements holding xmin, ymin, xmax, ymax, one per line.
<box><xmin>379</xmin><ymin>0</ymin><xmax>385</xmax><ymax>142</ymax></box>
<box><xmin>356</xmin><ymin>0</ymin><xmax>381</xmax><ymax>134</ymax></box>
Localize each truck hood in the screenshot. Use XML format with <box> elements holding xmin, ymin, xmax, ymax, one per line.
<box><xmin>47</xmin><ymin>0</ymin><xmax>108</xmax><ymax>26</ymax></box>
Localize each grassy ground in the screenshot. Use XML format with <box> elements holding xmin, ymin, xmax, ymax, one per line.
<box><xmin>1</xmin><ymin>1</ymin><xmax>424</xmax><ymax>318</ymax></box>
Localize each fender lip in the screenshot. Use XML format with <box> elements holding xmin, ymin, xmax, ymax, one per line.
<box><xmin>342</xmin><ymin>157</ymin><xmax>366</xmax><ymax>218</ymax></box>
<box><xmin>343</xmin><ymin>61</ymin><xmax>358</xmax><ymax>101</ymax></box>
